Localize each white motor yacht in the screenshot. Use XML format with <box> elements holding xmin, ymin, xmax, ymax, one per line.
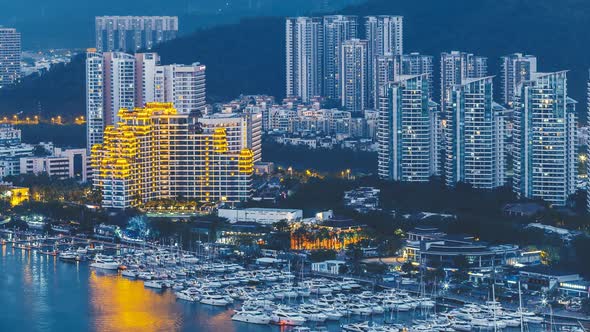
<box><xmin>90</xmin><ymin>255</ymin><xmax>120</xmax><ymax>270</ymax></box>
<box><xmin>271</xmin><ymin>308</ymin><xmax>306</xmax><ymax>326</ymax></box>
<box><xmin>200</xmin><ymin>293</ymin><xmax>230</xmax><ymax>306</ymax></box>
<box><xmin>144</xmin><ymin>280</ymin><xmax>164</xmax><ymax>289</ymax></box>
<box><xmin>231</xmin><ymin>309</ymin><xmax>272</xmax><ymax>324</ymax></box>
<box><xmin>121</xmin><ymin>270</ymin><xmax>138</xmax><ymax>278</ymax></box>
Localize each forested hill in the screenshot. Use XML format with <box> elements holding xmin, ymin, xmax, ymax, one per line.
<box><xmin>1</xmin><ymin>0</ymin><xmax>589</xmax><ymax>121</ymax></box>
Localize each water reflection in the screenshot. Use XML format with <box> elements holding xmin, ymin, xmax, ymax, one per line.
<box><xmin>89</xmin><ymin>271</ymin><xmax>182</xmax><ymax>331</ymax></box>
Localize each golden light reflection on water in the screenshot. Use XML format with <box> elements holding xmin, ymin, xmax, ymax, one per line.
<box><xmin>89</xmin><ymin>271</ymin><xmax>181</xmax><ymax>332</ymax></box>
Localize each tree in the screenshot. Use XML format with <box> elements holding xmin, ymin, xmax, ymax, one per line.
<box><xmin>32</xmin><ymin>145</ymin><xmax>51</xmax><ymax>157</ymax></box>
<box><xmin>309</xmin><ymin>249</ymin><xmax>336</xmax><ymax>263</ymax></box>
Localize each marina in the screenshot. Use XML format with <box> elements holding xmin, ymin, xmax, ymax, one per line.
<box><xmin>0</xmin><ymin>233</ymin><xmax>586</xmax><ymax>332</ymax></box>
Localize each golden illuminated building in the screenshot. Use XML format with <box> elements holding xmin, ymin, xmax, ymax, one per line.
<box><xmin>290</xmin><ymin>223</ymin><xmax>365</xmax><ymax>251</ymax></box>
<box><xmin>0</xmin><ymin>186</ymin><xmax>29</xmax><ymax>207</ymax></box>
<box><xmin>91</xmin><ymin>103</ymin><xmax>253</xmax><ymax>209</ymax></box>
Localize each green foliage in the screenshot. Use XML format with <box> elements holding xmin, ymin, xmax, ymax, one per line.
<box><xmin>263</xmin><ymin>140</ymin><xmax>377</xmax><ymax>174</ymax></box>
<box><xmin>4</xmin><ymin>173</ymin><xmax>90</xmax><ymax>204</ymax></box>
<box><xmin>309</xmin><ymin>249</ymin><xmax>337</xmax><ymax>262</ymax></box>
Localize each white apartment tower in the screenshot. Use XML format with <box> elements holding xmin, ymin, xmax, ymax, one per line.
<box><xmin>135</xmin><ymin>53</ymin><xmax>160</xmax><ymax>108</ymax></box>
<box><xmin>377</xmin><ymin>74</ymin><xmax>436</xmax><ymax>181</ymax></box>
<box><xmin>0</xmin><ymin>28</ymin><xmax>21</xmax><ymax>88</ymax></box>
<box><xmin>500</xmin><ymin>53</ymin><xmax>537</xmax><ymax>107</ymax></box>
<box><xmin>95</xmin><ymin>16</ymin><xmax>179</xmax><ymax>52</ymax></box>
<box><xmin>340</xmin><ymin>39</ymin><xmax>368</xmax><ymax>112</ymax></box>
<box><xmin>154</xmin><ymin>63</ymin><xmax>207</xmax><ymax>115</ymax></box>
<box><xmin>440</xmin><ymin>51</ymin><xmax>488</xmax><ymax>112</ymax></box>
<box><xmin>399</xmin><ymin>53</ymin><xmax>433</xmax><ymax>99</ymax></box>
<box><xmin>365</xmin><ymin>16</ymin><xmax>403</xmax><ymax>108</ymax></box>
<box><xmin>513</xmin><ymin>71</ymin><xmax>577</xmax><ymax>207</ymax></box>
<box><xmin>373</xmin><ymin>53</ymin><xmax>398</xmax><ymax>109</ymax></box>
<box><xmin>323</xmin><ymin>15</ymin><xmax>358</xmax><ymax>100</ymax></box>
<box><xmin>444</xmin><ymin>76</ymin><xmax>507</xmax><ymax>189</ymax></box>
<box><xmin>285</xmin><ymin>17</ymin><xmax>324</xmax><ymax>103</ymax></box>
<box><xmin>86</xmin><ymin>51</ymin><xmax>105</xmax><ymax>152</ymax></box>
<box><xmin>103</xmin><ymin>52</ymin><xmax>136</xmax><ymax>126</ymax></box>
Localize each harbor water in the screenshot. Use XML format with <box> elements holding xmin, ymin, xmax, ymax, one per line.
<box><xmin>0</xmin><ymin>244</ymin><xmax>553</xmax><ymax>332</ymax></box>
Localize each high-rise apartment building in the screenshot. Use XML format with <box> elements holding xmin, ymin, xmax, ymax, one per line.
<box><xmin>154</xmin><ymin>64</ymin><xmax>207</xmax><ymax>115</ymax></box>
<box><xmin>86</xmin><ymin>50</ymin><xmax>206</xmax><ymax>151</ymax></box>
<box><xmin>323</xmin><ymin>15</ymin><xmax>358</xmax><ymax>100</ymax></box>
<box><xmin>399</xmin><ymin>53</ymin><xmax>433</xmax><ymax>99</ymax></box>
<box><xmin>340</xmin><ymin>38</ymin><xmax>368</xmax><ymax>112</ymax></box>
<box><xmin>500</xmin><ymin>53</ymin><xmax>537</xmax><ymax>107</ymax></box>
<box><xmin>365</xmin><ymin>16</ymin><xmax>403</xmax><ymax>108</ymax></box>
<box><xmin>0</xmin><ymin>28</ymin><xmax>21</xmax><ymax>88</ymax></box>
<box><xmin>199</xmin><ymin>111</ymin><xmax>262</xmax><ymax>164</ymax></box>
<box><xmin>91</xmin><ymin>103</ymin><xmax>254</xmax><ymax>209</ymax></box>
<box><xmin>135</xmin><ymin>53</ymin><xmax>160</xmax><ymax>108</ymax></box>
<box><xmin>103</xmin><ymin>52</ymin><xmax>136</xmax><ymax>126</ymax></box>
<box><xmin>377</xmin><ymin>74</ymin><xmax>436</xmax><ymax>181</ymax></box>
<box><xmin>95</xmin><ymin>16</ymin><xmax>179</xmax><ymax>52</ymax></box>
<box><xmin>285</xmin><ymin>17</ymin><xmax>324</xmax><ymax>103</ymax></box>
<box><xmin>373</xmin><ymin>53</ymin><xmax>398</xmax><ymax>108</ymax></box>
<box><xmin>86</xmin><ymin>51</ymin><xmax>105</xmax><ymax>152</ymax></box>
<box><xmin>440</xmin><ymin>51</ymin><xmax>487</xmax><ymax>112</ymax></box>
<box><xmin>513</xmin><ymin>71</ymin><xmax>577</xmax><ymax>207</ymax></box>
<box><xmin>444</xmin><ymin>76</ymin><xmax>507</xmax><ymax>189</ymax></box>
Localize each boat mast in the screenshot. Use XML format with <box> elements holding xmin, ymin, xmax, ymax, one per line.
<box><xmin>518</xmin><ymin>281</ymin><xmax>524</xmax><ymax>332</ymax></box>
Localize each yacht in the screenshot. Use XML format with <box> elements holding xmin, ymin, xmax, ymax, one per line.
<box><xmin>342</xmin><ymin>322</ymin><xmax>371</xmax><ymax>332</ymax></box>
<box><xmin>90</xmin><ymin>255</ymin><xmax>120</xmax><ymax>270</ymax></box>
<box><xmin>298</xmin><ymin>305</ymin><xmax>328</xmax><ymax>322</ymax></box>
<box><xmin>231</xmin><ymin>309</ymin><xmax>272</xmax><ymax>325</ymax></box>
<box><xmin>347</xmin><ymin>303</ymin><xmax>373</xmax><ymax>315</ymax></box>
<box><xmin>451</xmin><ymin>322</ymin><xmax>472</xmax><ymax>331</ymax></box>
<box><xmin>200</xmin><ymin>293</ymin><xmax>230</xmax><ymax>306</ymax></box>
<box><xmin>121</xmin><ymin>270</ymin><xmax>138</xmax><ymax>278</ymax></box>
<box><xmin>175</xmin><ymin>289</ymin><xmax>199</xmax><ymax>302</ymax></box>
<box><xmin>58</xmin><ymin>251</ymin><xmax>77</xmax><ymax>261</ymax></box>
<box><xmin>180</xmin><ymin>254</ymin><xmax>199</xmax><ymax>264</ymax></box>
<box><xmin>144</xmin><ymin>280</ymin><xmax>165</xmax><ymax>289</ymax></box>
<box><xmin>270</xmin><ymin>308</ymin><xmax>306</xmax><ymax>326</ymax></box>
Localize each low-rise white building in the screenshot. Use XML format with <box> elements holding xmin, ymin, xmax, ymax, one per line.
<box><xmin>20</xmin><ymin>148</ymin><xmax>91</xmax><ymax>182</ymax></box>
<box><xmin>218</xmin><ymin>207</ymin><xmax>303</xmax><ymax>224</ymax></box>
<box><xmin>311</xmin><ymin>260</ymin><xmax>346</xmax><ymax>275</ymax></box>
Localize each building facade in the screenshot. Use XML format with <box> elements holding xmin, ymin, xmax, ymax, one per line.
<box><xmin>285</xmin><ymin>17</ymin><xmax>324</xmax><ymax>103</ymax></box>
<box><xmin>340</xmin><ymin>39</ymin><xmax>368</xmax><ymax>112</ymax></box>
<box><xmin>0</xmin><ymin>125</ymin><xmax>34</xmax><ymax>179</ymax></box>
<box><xmin>154</xmin><ymin>63</ymin><xmax>207</xmax><ymax>115</ymax></box>
<box><xmin>134</xmin><ymin>52</ymin><xmax>160</xmax><ymax>108</ymax></box>
<box><xmin>95</xmin><ymin>16</ymin><xmax>178</xmax><ymax>52</ymax></box>
<box><xmin>440</xmin><ymin>51</ymin><xmax>487</xmax><ymax>112</ymax></box>
<box><xmin>513</xmin><ymin>71</ymin><xmax>577</xmax><ymax>207</ymax></box>
<box><xmin>372</xmin><ymin>54</ymin><xmax>398</xmax><ymax>111</ymax></box>
<box><xmin>199</xmin><ymin>111</ymin><xmax>262</xmax><ymax>164</ymax></box>
<box><xmin>377</xmin><ymin>74</ymin><xmax>436</xmax><ymax>181</ymax></box>
<box><xmin>20</xmin><ymin>148</ymin><xmax>90</xmax><ymax>182</ymax></box>
<box><xmin>0</xmin><ymin>28</ymin><xmax>21</xmax><ymax>88</ymax></box>
<box><xmin>91</xmin><ymin>103</ymin><xmax>254</xmax><ymax>209</ymax></box>
<box><xmin>323</xmin><ymin>15</ymin><xmax>358</xmax><ymax>101</ymax></box>
<box><xmin>86</xmin><ymin>50</ymin><xmax>206</xmax><ymax>151</ymax></box>
<box><xmin>500</xmin><ymin>53</ymin><xmax>537</xmax><ymax>107</ymax></box>
<box><xmin>365</xmin><ymin>16</ymin><xmax>403</xmax><ymax>108</ymax></box>
<box><xmin>103</xmin><ymin>52</ymin><xmax>136</xmax><ymax>126</ymax></box>
<box><xmin>400</xmin><ymin>53</ymin><xmax>433</xmax><ymax>99</ymax></box>
<box><xmin>444</xmin><ymin>76</ymin><xmax>507</xmax><ymax>189</ymax></box>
